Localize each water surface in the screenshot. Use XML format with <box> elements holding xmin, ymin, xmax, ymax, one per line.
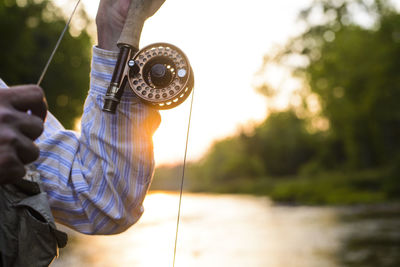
<box><xmin>52</xmin><ymin>192</ymin><xmax>400</xmax><ymax>267</ymax></box>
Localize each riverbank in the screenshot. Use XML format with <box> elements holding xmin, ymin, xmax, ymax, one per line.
<box><xmin>152</xmin><ymin>166</ymin><xmax>400</xmax><ymax>205</ymax></box>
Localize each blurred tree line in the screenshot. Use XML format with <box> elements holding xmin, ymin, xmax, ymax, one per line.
<box><xmin>0</xmin><ymin>0</ymin><xmax>92</xmax><ymax>129</ymax></box>
<box><xmin>153</xmin><ymin>0</ymin><xmax>400</xmax><ymax>204</ymax></box>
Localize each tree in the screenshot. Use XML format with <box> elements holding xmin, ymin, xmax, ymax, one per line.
<box><xmin>258</xmin><ymin>0</ymin><xmax>400</xmax><ymax>170</ymax></box>
<box><xmin>246</xmin><ymin>111</ymin><xmax>316</xmax><ymax>176</ymax></box>
<box><xmin>0</xmin><ymin>0</ymin><xmax>92</xmax><ymax>129</ymax></box>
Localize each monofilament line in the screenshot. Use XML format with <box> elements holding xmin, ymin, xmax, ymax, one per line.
<box><xmin>37</xmin><ymin>0</ymin><xmax>81</xmax><ymax>86</ymax></box>
<box><xmin>173</xmin><ymin>88</ymin><xmax>195</xmax><ymax>267</ymax></box>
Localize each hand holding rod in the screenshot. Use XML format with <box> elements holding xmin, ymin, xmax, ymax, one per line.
<box><xmin>103</xmin><ymin>0</ymin><xmax>166</xmax><ymax>113</ymax></box>
<box><xmin>118</xmin><ymin>0</ymin><xmax>166</xmax><ymax>49</ymax></box>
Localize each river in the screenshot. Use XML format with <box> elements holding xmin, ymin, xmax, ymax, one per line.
<box><xmin>52</xmin><ymin>192</ymin><xmax>400</xmax><ymax>267</ymax></box>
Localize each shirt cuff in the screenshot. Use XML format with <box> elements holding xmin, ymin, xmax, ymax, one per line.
<box><xmin>0</xmin><ymin>78</ymin><xmax>8</xmax><ymax>89</ymax></box>
<box><xmin>90</xmin><ymin>46</ymin><xmax>137</xmax><ymax>100</ymax></box>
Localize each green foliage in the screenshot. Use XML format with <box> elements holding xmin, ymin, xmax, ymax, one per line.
<box><xmin>246</xmin><ymin>111</ymin><xmax>316</xmax><ymax>176</ymax></box>
<box><xmin>280</xmin><ymin>0</ymin><xmax>400</xmax><ymax>170</ymax></box>
<box><xmin>185</xmin><ymin>110</ymin><xmax>316</xmax><ymax>183</ymax></box>
<box><xmin>197</xmin><ymin>136</ymin><xmax>265</xmax><ymax>182</ymax></box>
<box><xmin>267</xmin><ymin>171</ymin><xmax>388</xmax><ymax>205</ymax></box>
<box><xmin>0</xmin><ymin>0</ymin><xmax>92</xmax><ymax>129</ymax></box>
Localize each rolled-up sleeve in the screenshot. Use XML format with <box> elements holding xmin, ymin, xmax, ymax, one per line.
<box><xmin>34</xmin><ymin>46</ymin><xmax>161</xmax><ymax>235</ymax></box>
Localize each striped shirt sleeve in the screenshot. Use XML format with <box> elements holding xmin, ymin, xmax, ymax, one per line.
<box><xmin>34</xmin><ymin>46</ymin><xmax>161</xmax><ymax>235</ymax></box>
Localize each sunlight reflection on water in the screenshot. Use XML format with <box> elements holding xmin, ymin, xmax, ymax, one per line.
<box><xmin>52</xmin><ymin>192</ymin><xmax>400</xmax><ymax>267</ymax></box>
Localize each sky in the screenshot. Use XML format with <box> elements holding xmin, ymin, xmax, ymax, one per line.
<box><xmin>56</xmin><ymin>0</ymin><xmax>314</xmax><ymax>165</ymax></box>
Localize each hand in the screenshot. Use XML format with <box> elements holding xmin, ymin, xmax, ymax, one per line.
<box><xmin>96</xmin><ymin>0</ymin><xmax>166</xmax><ymax>51</ymax></box>
<box><xmin>0</xmin><ymin>85</ymin><xmax>47</xmax><ymax>184</ymax></box>
<box><xmin>96</xmin><ymin>0</ymin><xmax>131</xmax><ymax>51</ymax></box>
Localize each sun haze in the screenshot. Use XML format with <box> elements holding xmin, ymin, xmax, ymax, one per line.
<box><xmin>74</xmin><ymin>0</ymin><xmax>312</xmax><ymax>165</ymax></box>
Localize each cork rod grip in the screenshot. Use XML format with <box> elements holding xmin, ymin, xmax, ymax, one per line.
<box><xmin>117</xmin><ymin>0</ymin><xmax>166</xmax><ymax>49</ymax></box>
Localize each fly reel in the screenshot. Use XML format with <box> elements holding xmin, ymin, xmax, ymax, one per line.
<box><xmin>128</xmin><ymin>43</ymin><xmax>194</xmax><ymax>110</ymax></box>
<box><xmin>103</xmin><ymin>43</ymin><xmax>194</xmax><ymax>113</ymax></box>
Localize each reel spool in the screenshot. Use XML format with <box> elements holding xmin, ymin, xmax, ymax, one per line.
<box><xmin>128</xmin><ymin>43</ymin><xmax>194</xmax><ymax>110</ymax></box>
<box><xmin>103</xmin><ymin>43</ymin><xmax>194</xmax><ymax>113</ymax></box>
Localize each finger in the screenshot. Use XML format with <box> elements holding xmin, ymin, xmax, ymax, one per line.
<box><xmin>0</xmin><ymin>152</ymin><xmax>26</xmax><ymax>184</ymax></box>
<box><xmin>15</xmin><ymin>133</ymin><xmax>40</xmax><ymax>164</ymax></box>
<box><xmin>7</xmin><ymin>85</ymin><xmax>48</xmax><ymax>121</ymax></box>
<box><xmin>119</xmin><ymin>0</ymin><xmax>131</xmax><ymax>16</ymax></box>
<box><xmin>15</xmin><ymin>112</ymin><xmax>44</xmax><ymax>140</ymax></box>
<box><xmin>0</xmin><ymin>108</ymin><xmax>44</xmax><ymax>140</ymax></box>
<box><xmin>0</xmin><ymin>128</ymin><xmax>40</xmax><ymax>165</ymax></box>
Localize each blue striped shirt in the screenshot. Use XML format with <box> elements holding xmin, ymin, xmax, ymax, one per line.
<box><xmin>1</xmin><ymin>46</ymin><xmax>161</xmax><ymax>235</ymax></box>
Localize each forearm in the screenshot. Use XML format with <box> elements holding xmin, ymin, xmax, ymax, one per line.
<box><xmin>35</xmin><ymin>46</ymin><xmax>161</xmax><ymax>234</ymax></box>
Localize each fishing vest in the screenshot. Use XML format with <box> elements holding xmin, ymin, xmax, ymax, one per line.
<box><xmin>0</xmin><ymin>167</ymin><xmax>68</xmax><ymax>267</ymax></box>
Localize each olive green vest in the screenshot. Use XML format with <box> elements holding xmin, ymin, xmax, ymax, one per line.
<box><xmin>0</xmin><ymin>168</ymin><xmax>67</xmax><ymax>267</ymax></box>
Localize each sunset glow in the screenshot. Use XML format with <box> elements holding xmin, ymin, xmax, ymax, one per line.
<box><xmin>62</xmin><ymin>0</ymin><xmax>314</xmax><ymax>165</ymax></box>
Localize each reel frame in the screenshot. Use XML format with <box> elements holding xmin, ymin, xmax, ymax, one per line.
<box><xmin>103</xmin><ymin>43</ymin><xmax>194</xmax><ymax>113</ymax></box>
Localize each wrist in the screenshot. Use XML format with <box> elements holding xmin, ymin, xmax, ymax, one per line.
<box><xmin>96</xmin><ymin>10</ymin><xmax>125</xmax><ymax>52</ymax></box>
<box><xmin>96</xmin><ymin>23</ymin><xmax>121</xmax><ymax>51</ymax></box>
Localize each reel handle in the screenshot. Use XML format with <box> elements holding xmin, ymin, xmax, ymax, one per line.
<box><xmin>117</xmin><ymin>0</ymin><xmax>166</xmax><ymax>49</ymax></box>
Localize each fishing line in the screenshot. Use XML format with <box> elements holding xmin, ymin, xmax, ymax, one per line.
<box><xmin>37</xmin><ymin>0</ymin><xmax>81</xmax><ymax>86</ymax></box>
<box><xmin>173</xmin><ymin>87</ymin><xmax>195</xmax><ymax>267</ymax></box>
